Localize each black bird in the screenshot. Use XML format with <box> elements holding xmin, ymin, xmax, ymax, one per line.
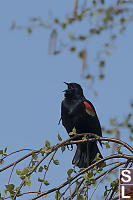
<box><xmin>61</xmin><ymin>82</ymin><xmax>103</xmax><ymax>168</ymax></box>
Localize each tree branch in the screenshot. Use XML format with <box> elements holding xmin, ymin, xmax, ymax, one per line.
<box><xmin>0</xmin><ymin>150</ymin><xmax>40</xmax><ymax>173</ymax></box>
<box><xmin>29</xmin><ymin>154</ymin><xmax>133</xmax><ymax>200</ymax></box>
<box><xmin>66</xmin><ymin>133</ymin><xmax>133</xmax><ymax>154</ymax></box>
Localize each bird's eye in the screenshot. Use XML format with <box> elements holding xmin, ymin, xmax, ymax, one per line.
<box><xmin>68</xmin><ymin>84</ymin><xmax>73</xmax><ymax>89</ymax></box>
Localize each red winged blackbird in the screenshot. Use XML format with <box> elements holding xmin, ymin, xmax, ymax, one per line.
<box><xmin>61</xmin><ymin>82</ymin><xmax>103</xmax><ymax>168</ymax></box>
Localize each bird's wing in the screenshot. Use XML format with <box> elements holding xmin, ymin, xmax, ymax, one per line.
<box><xmin>83</xmin><ymin>100</ymin><xmax>96</xmax><ymax>117</ymax></box>
<box><xmin>83</xmin><ymin>99</ymin><xmax>103</xmax><ymax>146</ymax></box>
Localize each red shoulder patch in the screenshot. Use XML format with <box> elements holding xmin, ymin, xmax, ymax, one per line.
<box><xmin>83</xmin><ymin>101</ymin><xmax>95</xmax><ymax>116</ymax></box>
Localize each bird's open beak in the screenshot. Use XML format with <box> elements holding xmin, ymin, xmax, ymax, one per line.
<box><xmin>64</xmin><ymin>82</ymin><xmax>69</xmax><ymax>86</ymax></box>
<box><xmin>63</xmin><ymin>82</ymin><xmax>69</xmax><ymax>92</ymax></box>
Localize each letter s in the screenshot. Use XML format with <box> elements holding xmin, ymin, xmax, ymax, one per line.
<box><xmin>121</xmin><ymin>169</ymin><xmax>131</xmax><ymax>183</ymax></box>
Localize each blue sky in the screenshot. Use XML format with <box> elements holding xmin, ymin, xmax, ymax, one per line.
<box><xmin>0</xmin><ymin>1</ymin><xmax>133</xmax><ymax>199</ymax></box>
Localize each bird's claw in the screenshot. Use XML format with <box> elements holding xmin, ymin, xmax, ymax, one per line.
<box><xmin>67</xmin><ymin>144</ymin><xmax>73</xmax><ymax>151</ymax></box>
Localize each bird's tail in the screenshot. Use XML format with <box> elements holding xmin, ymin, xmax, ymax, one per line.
<box><xmin>72</xmin><ymin>142</ymin><xmax>103</xmax><ymax>168</ymax></box>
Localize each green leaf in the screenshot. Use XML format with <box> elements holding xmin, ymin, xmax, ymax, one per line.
<box><xmin>54</xmin><ymin>18</ymin><xmax>59</xmax><ymax>24</ymax></box>
<box><xmin>117</xmin><ymin>145</ymin><xmax>123</xmax><ymax>154</ymax></box>
<box><xmin>58</xmin><ymin>133</ymin><xmax>62</xmax><ymax>141</ymax></box>
<box><xmin>45</xmin><ymin>140</ymin><xmax>50</xmax><ymax>148</ymax></box>
<box><xmin>86</xmin><ymin>74</ymin><xmax>92</xmax><ymax>80</ymax></box>
<box><xmin>44</xmin><ymin>180</ymin><xmax>50</xmax><ymax>186</ymax></box>
<box><xmin>110</xmin><ymin>118</ymin><xmax>116</xmax><ymax>125</ymax></box>
<box><xmin>20</xmin><ymin>175</ymin><xmax>25</xmax><ymax>180</ymax></box>
<box><xmin>93</xmin><ymin>153</ymin><xmax>100</xmax><ymax>161</ymax></box>
<box><xmin>16</xmin><ymin>169</ymin><xmax>21</xmax><ymax>175</ymax></box>
<box><xmin>0</xmin><ymin>150</ymin><xmax>3</xmax><ymax>155</ymax></box>
<box><xmin>61</xmin><ymin>145</ymin><xmax>65</xmax><ymax>153</ymax></box>
<box><xmin>5</xmin><ymin>184</ymin><xmax>14</xmax><ymax>192</ymax></box>
<box><xmin>106</xmin><ymin>51</ymin><xmax>112</xmax><ymax>56</ymax></box>
<box><xmin>93</xmin><ymin>0</ymin><xmax>97</xmax><ymax>6</ymax></box>
<box><xmin>73</xmin><ymin>127</ymin><xmax>76</xmax><ymax>133</ymax></box>
<box><xmin>38</xmin><ymin>166</ymin><xmax>43</xmax><ymax>172</ymax></box>
<box><xmin>47</xmin><ymin>148</ymin><xmax>52</xmax><ymax>153</ymax></box>
<box><xmin>32</xmin><ymin>153</ymin><xmax>38</xmax><ymax>160</ymax></box>
<box><xmin>78</xmin><ymin>50</ymin><xmax>84</xmax><ymax>59</ymax></box>
<box><xmin>67</xmin><ymin>168</ymin><xmax>74</xmax><ymax>177</ymax></box>
<box><xmin>77</xmin><ymin>195</ymin><xmax>84</xmax><ymax>200</ymax></box>
<box><xmin>99</xmin><ymin>60</ymin><xmax>105</xmax><ymax>67</ymax></box>
<box><xmin>61</xmin><ymin>23</ymin><xmax>66</xmax><ymax>29</ymax></box>
<box><xmin>50</xmin><ymin>154</ymin><xmax>54</xmax><ymax>159</ymax></box>
<box><xmin>27</xmin><ymin>27</ymin><xmax>32</xmax><ymax>34</ymax></box>
<box><xmin>44</xmin><ymin>165</ymin><xmax>48</xmax><ymax>170</ymax></box>
<box><xmin>129</xmin><ymin>135</ymin><xmax>133</xmax><ymax>141</ymax></box>
<box><xmin>0</xmin><ymin>159</ymin><xmax>4</xmax><ymax>165</ymax></box>
<box><xmin>66</xmin><ymin>18</ymin><xmax>73</xmax><ymax>24</ymax></box>
<box><xmin>82</xmin><ymin>135</ymin><xmax>87</xmax><ymax>142</ymax></box>
<box><xmin>38</xmin><ymin>177</ymin><xmax>44</xmax><ymax>183</ymax></box>
<box><xmin>40</xmin><ymin>146</ymin><xmax>47</xmax><ymax>155</ymax></box>
<box><xmin>106</xmin><ymin>129</ymin><xmax>114</xmax><ymax>134</ymax></box>
<box><xmin>42</xmin><ymin>194</ymin><xmax>47</xmax><ymax>199</ymax></box>
<box><xmin>4</xmin><ymin>147</ymin><xmax>7</xmax><ymax>153</ymax></box>
<box><xmin>25</xmin><ymin>177</ymin><xmax>31</xmax><ymax>187</ymax></box>
<box><xmin>105</xmin><ymin>142</ymin><xmax>110</xmax><ymax>148</ymax></box>
<box><xmin>107</xmin><ymin>177</ymin><xmax>112</xmax><ymax>182</ymax></box>
<box><xmin>99</xmin><ymin>74</ymin><xmax>105</xmax><ymax>80</ymax></box>
<box><xmin>99</xmin><ymin>161</ymin><xmax>106</xmax><ymax>168</ymax></box>
<box><xmin>22</xmin><ymin>166</ymin><xmax>29</xmax><ymax>175</ymax></box>
<box><xmin>70</xmin><ymin>47</ymin><xmax>76</xmax><ymax>52</ymax></box>
<box><xmin>69</xmin><ymin>127</ymin><xmax>77</xmax><ymax>136</ymax></box>
<box><xmin>89</xmin><ymin>174</ymin><xmax>95</xmax><ymax>184</ymax></box>
<box><xmin>68</xmin><ymin>33</ymin><xmax>75</xmax><ymax>40</ymax></box>
<box><xmin>53</xmin><ymin>159</ymin><xmax>60</xmax><ymax>165</ymax></box>
<box><xmin>74</xmin><ymin>160</ymin><xmax>79</xmax><ymax>167</ymax></box>
<box><xmin>79</xmin><ymin>36</ymin><xmax>86</xmax><ymax>40</ymax></box>
<box><xmin>90</xmin><ymin>28</ymin><xmax>96</xmax><ymax>35</ymax></box>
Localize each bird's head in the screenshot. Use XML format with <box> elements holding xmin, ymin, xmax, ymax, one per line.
<box><xmin>63</xmin><ymin>82</ymin><xmax>84</xmax><ymax>99</ymax></box>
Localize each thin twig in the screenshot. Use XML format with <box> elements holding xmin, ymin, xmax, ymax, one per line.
<box><xmin>73</xmin><ymin>0</ymin><xmax>78</xmax><ymax>17</ymax></box>
<box><xmin>3</xmin><ymin>164</ymin><xmax>16</xmax><ymax>200</ymax></box>
<box><xmin>2</xmin><ymin>148</ymin><xmax>34</xmax><ymax>160</ymax></box>
<box><xmin>5</xmin><ymin>191</ymin><xmax>41</xmax><ymax>199</ymax></box>
<box><xmin>0</xmin><ymin>150</ymin><xmax>40</xmax><ymax>173</ymax></box>
<box><xmin>13</xmin><ymin>179</ymin><xmax>25</xmax><ymax>200</ymax></box>
<box><xmin>69</xmin><ymin>178</ymin><xmax>85</xmax><ymax>199</ymax></box>
<box><xmin>12</xmin><ymin>136</ymin><xmax>77</xmax><ymax>199</ymax></box>
<box><xmin>29</xmin><ymin>155</ymin><xmax>133</xmax><ymax>200</ymax></box>
<box><xmin>112</xmin><ymin>195</ymin><xmax>119</xmax><ymax>200</ymax></box>
<box><xmin>61</xmin><ymin>177</ymin><xmax>84</xmax><ymax>200</ymax></box>
<box><xmin>89</xmin><ymin>170</ymin><xmax>110</xmax><ymax>200</ymax></box>
<box><xmin>38</xmin><ymin>149</ymin><xmax>57</xmax><ymax>193</ymax></box>
<box><xmin>69</xmin><ymin>161</ymin><xmax>127</xmax><ymax>199</ymax></box>
<box><xmin>75</xmin><ymin>161</ymin><xmax>127</xmax><ymax>200</ymax></box>
<box><xmin>69</xmin><ymin>182</ymin><xmax>72</xmax><ymax>200</ymax></box>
